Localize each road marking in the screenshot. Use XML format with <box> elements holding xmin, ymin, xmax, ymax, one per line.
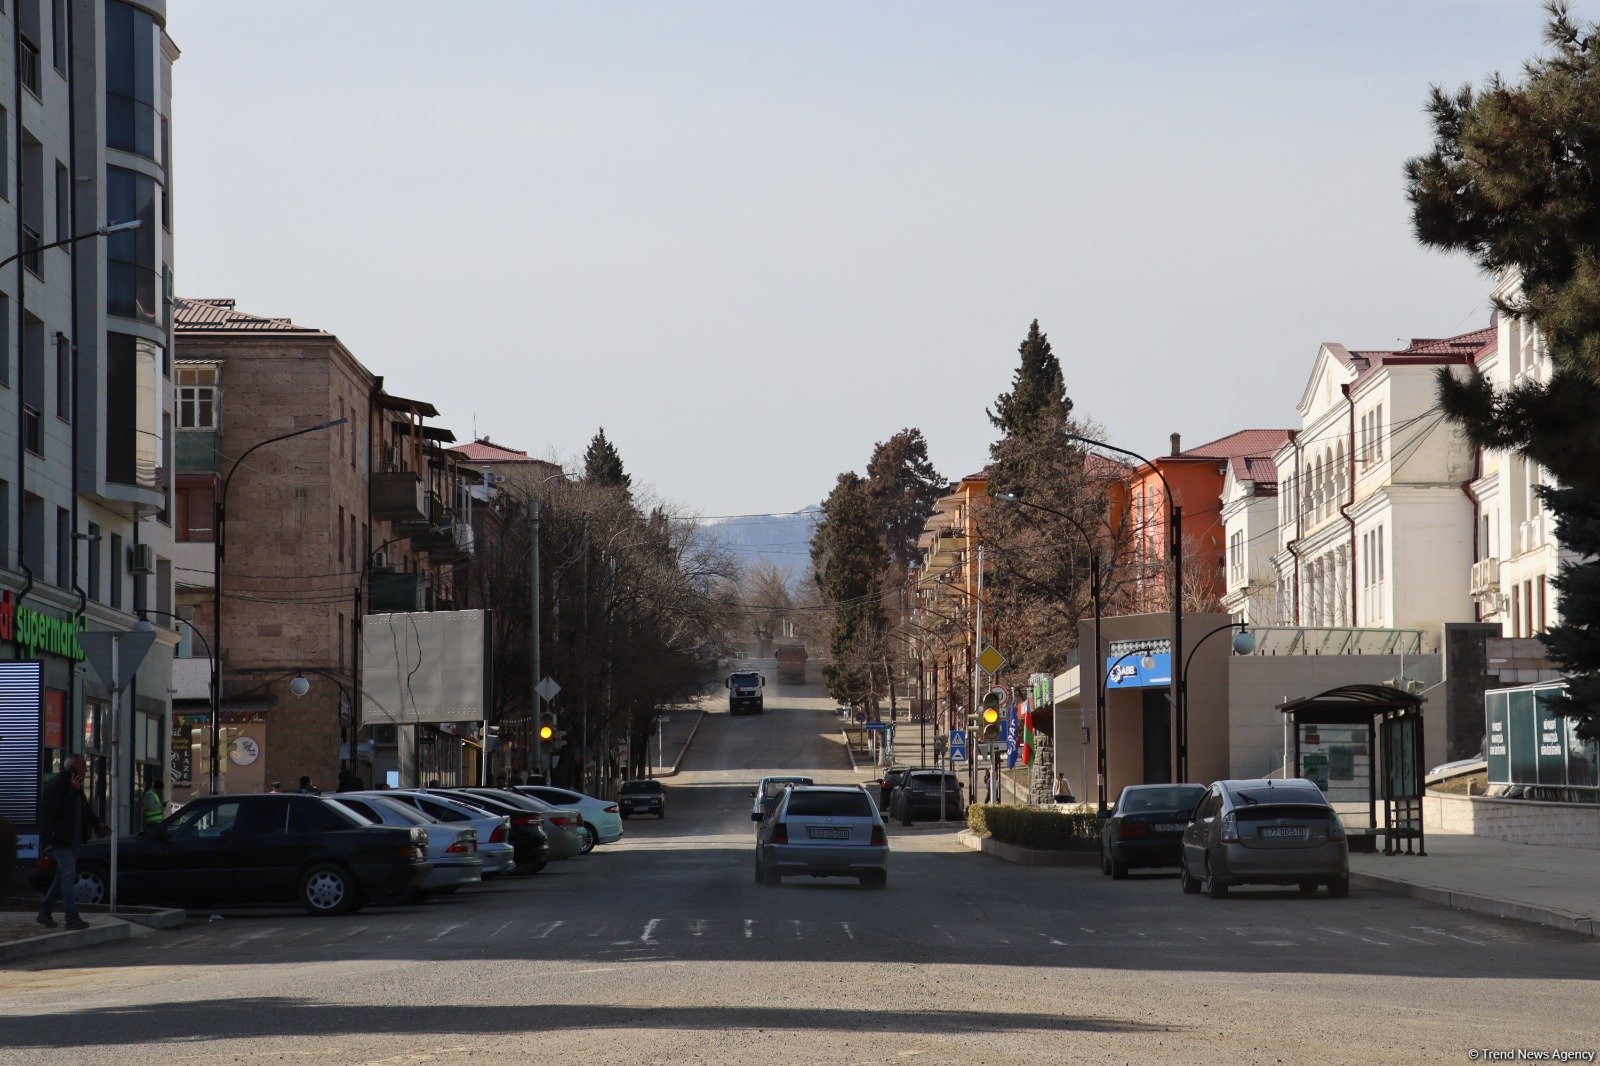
<box><xmin>743</xmin><ymin>919</ymin><xmax>754</xmax><ymax>939</ymax></box>
<box><xmin>491</xmin><ymin>921</ymin><xmax>516</xmax><ymax>940</ymax></box>
<box><xmin>1079</xmin><ymin>927</ymin><xmax>1095</xmax><ymax>934</ymax></box>
<box><xmin>587</xmin><ymin>922</ymin><xmax>609</xmax><ymax>938</ymax></box>
<box><xmin>1318</xmin><ymin>926</ymin><xmax>1388</xmax><ymax>945</ymax></box>
<box><xmin>1037</xmin><ymin>932</ymin><xmax>1066</xmax><ymax>946</ymax></box>
<box><xmin>641</xmin><ymin>919</ymin><xmax>660</xmax><ymax>945</ymax></box>
<box><xmin>1381</xmin><ymin>928</ymin><xmax>1432</xmax><ymax>945</ymax></box>
<box><xmin>691</xmin><ymin>920</ymin><xmax>705</xmax><ymax>937</ymax></box>
<box><xmin>538</xmin><ymin>920</ymin><xmax>564</xmax><ymax>939</ymax></box>
<box><xmin>931</xmin><ymin>924</ymin><xmax>957</xmax><ymax>942</ymax></box>
<box><xmin>429</xmin><ymin>922</ymin><xmax>467</xmax><ymax>943</ymax></box>
<box><xmin>842</xmin><ymin>923</ymin><xmax>854</xmax><ymax>940</ymax></box>
<box><xmin>1411</xmin><ymin>925</ymin><xmax>1486</xmax><ymax>946</ymax></box>
<box><xmin>792</xmin><ymin>920</ymin><xmax>803</xmax><ymax>939</ymax></box>
<box><xmin>230</xmin><ymin>928</ymin><xmax>279</xmax><ymax>947</ymax></box>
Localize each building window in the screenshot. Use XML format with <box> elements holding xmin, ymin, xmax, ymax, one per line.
<box><xmin>337</xmin><ymin>505</ymin><xmax>346</xmax><ymax>563</ymax></box>
<box><xmin>87</xmin><ymin>522</ymin><xmax>101</xmax><ymax>601</ymax></box>
<box><xmin>51</xmin><ymin>0</ymin><xmax>66</xmax><ymax>75</ymax></box>
<box><xmin>55</xmin><ymin>333</ymin><xmax>70</xmax><ymax>420</ymax></box>
<box><xmin>1511</xmin><ymin>583</ymin><xmax>1522</xmax><ymax>638</ymax></box>
<box><xmin>106</xmin><ymin>167</ymin><xmax>159</xmax><ymax>320</ymax></box>
<box><xmin>21</xmin><ymin>493</ymin><xmax>45</xmax><ymax>576</ymax></box>
<box><xmin>105</xmin><ymin>1</ymin><xmax>158</xmax><ymax>158</ymax></box>
<box><xmin>55</xmin><ymin>508</ymin><xmax>69</xmax><ymax>587</ymax></box>
<box><xmin>176</xmin><ymin>365</ymin><xmax>218</xmax><ymax>428</ymax></box>
<box><xmin>22</xmin><ymin>315</ymin><xmax>44</xmax><ymax>453</ymax></box>
<box><xmin>0</xmin><ymin>106</ymin><xmax>8</xmax><ymax>202</ymax></box>
<box><xmin>0</xmin><ymin>479</ymin><xmax>8</xmax><ymax>569</ymax></box>
<box><xmin>349</xmin><ymin>514</ymin><xmax>357</xmax><ymax>571</ymax></box>
<box><xmin>55</xmin><ymin>161</ymin><xmax>70</xmax><ymax>243</ymax></box>
<box><xmin>110</xmin><ymin>533</ymin><xmax>123</xmax><ymax>610</ymax></box>
<box><xmin>1537</xmin><ymin>576</ymin><xmax>1547</xmax><ymax>634</ymax></box>
<box><xmin>176</xmin><ymin>482</ymin><xmax>214</xmax><ymax>542</ymax></box>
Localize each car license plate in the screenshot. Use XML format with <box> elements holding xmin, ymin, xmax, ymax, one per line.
<box><xmin>1155</xmin><ymin>823</ymin><xmax>1186</xmax><ymax>832</ymax></box>
<box><xmin>1260</xmin><ymin>826</ymin><xmax>1308</xmax><ymax>839</ymax></box>
<box><xmin>807</xmin><ymin>827</ymin><xmax>850</xmax><ymax>840</ymax></box>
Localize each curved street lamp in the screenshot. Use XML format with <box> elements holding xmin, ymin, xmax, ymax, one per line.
<box><xmin>1065</xmin><ymin>433</ymin><xmax>1185</xmax><ymax>782</ymax></box>
<box><xmin>1097</xmin><ymin>646</ymin><xmax>1155</xmax><ymax>814</ymax></box>
<box><xmin>1177</xmin><ymin>622</ymin><xmax>1256</xmax><ymax>780</ymax></box>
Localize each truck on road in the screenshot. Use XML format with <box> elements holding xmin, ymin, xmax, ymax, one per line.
<box><xmin>726</xmin><ymin>670</ymin><xmax>765</xmax><ymax>715</ymax></box>
<box><xmin>774</xmin><ymin>645</ymin><xmax>807</xmax><ymax>685</ymax></box>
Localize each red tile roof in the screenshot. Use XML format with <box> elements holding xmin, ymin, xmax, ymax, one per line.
<box><xmin>451</xmin><ymin>438</ymin><xmax>536</xmax><ymax>463</ymax></box>
<box><xmin>1174</xmin><ymin>428</ymin><xmax>1295</xmax><ymax>463</ymax></box>
<box><xmin>1348</xmin><ymin>324</ymin><xmax>1496</xmax><ymax>382</ymax></box>
<box><xmin>174</xmin><ymin>297</ymin><xmax>325</xmax><ymax>334</ymax></box>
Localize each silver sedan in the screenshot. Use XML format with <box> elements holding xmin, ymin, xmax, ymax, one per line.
<box><xmin>755</xmin><ymin>785</ymin><xmax>889</xmax><ymax>889</ymax></box>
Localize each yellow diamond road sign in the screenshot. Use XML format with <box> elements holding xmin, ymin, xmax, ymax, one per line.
<box><xmin>977</xmin><ymin>645</ymin><xmax>1006</xmax><ymax>676</ymax></box>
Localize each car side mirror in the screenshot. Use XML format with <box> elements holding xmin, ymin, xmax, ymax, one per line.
<box><xmin>881</xmin><ymin>813</ymin><xmax>890</xmax><ymax>824</ymax></box>
<box><xmin>748</xmin><ymin>790</ymin><xmax>757</xmax><ymax>798</ymax></box>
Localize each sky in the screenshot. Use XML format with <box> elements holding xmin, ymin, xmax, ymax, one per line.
<box><xmin>169</xmin><ymin>1</ymin><xmax>1578</xmax><ymax>518</ymax></box>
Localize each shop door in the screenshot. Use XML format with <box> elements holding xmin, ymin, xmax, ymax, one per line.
<box><xmin>1142</xmin><ymin>689</ymin><xmax>1171</xmax><ymax>784</ymax></box>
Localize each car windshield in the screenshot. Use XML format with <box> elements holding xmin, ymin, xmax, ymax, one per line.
<box><xmin>368</xmin><ymin>796</ymin><xmax>431</xmax><ymax>824</ymax></box>
<box><xmin>731</xmin><ymin>673</ymin><xmax>760</xmax><ymax>686</ymax></box>
<box><xmin>1232</xmin><ymin>786</ymin><xmax>1327</xmax><ymax>806</ymax></box>
<box><xmin>763</xmin><ymin>778</ymin><xmax>810</xmax><ymax>799</ymax></box>
<box><xmin>785</xmin><ymin>791</ymin><xmax>873</xmax><ymax>818</ymax></box>
<box><xmin>621</xmin><ymin>781</ymin><xmax>662</xmax><ymax>794</ymax></box>
<box><xmin>909</xmin><ymin>773</ymin><xmax>957</xmax><ymax>787</ymax></box>
<box><xmin>1119</xmin><ymin>786</ymin><xmax>1205</xmax><ymax>813</ymax></box>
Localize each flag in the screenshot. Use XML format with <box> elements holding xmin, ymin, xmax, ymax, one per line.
<box><xmin>1020</xmin><ymin>698</ymin><xmax>1035</xmax><ymax>766</ymax></box>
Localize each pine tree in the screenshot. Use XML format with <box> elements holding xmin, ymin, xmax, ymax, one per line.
<box><xmin>811</xmin><ymin>472</ymin><xmax>887</xmax><ymax>706</ymax></box>
<box><xmin>865</xmin><ymin>428</ymin><xmax>945</xmax><ymax>573</ymax></box>
<box><xmin>583</xmin><ymin>427</ymin><xmax>632</xmax><ymax>492</ymax></box>
<box><xmin>1404</xmin><ymin>1</ymin><xmax>1600</xmax><ymax>736</ymax></box>
<box><xmin>987</xmin><ymin>319</ymin><xmax>1072</xmax><ymax>437</ymax></box>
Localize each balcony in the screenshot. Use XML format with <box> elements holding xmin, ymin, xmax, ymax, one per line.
<box><xmin>369</xmin><ymin>568</ymin><xmax>426</xmax><ymax>613</ymax></box>
<box><xmin>413</xmin><ymin>519</ymin><xmax>474</xmax><ymax>563</ymax></box>
<box><xmin>176</xmin><ymin>430</ymin><xmax>221</xmax><ymax>473</ymax></box>
<box><xmin>371</xmin><ymin>471</ymin><xmax>427</xmax><ymax>522</ymax></box>
<box><xmin>931</xmin><ymin>530</ymin><xmax>967</xmax><ymax>567</ymax></box>
<box><xmin>1471</xmin><ymin>557</ymin><xmax>1501</xmax><ymax>598</ymax></box>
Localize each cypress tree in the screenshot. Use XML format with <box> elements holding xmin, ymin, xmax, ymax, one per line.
<box><xmin>583</xmin><ymin>427</ymin><xmax>632</xmax><ymax>492</ymax></box>
<box><xmin>987</xmin><ymin>319</ymin><xmax>1072</xmax><ymax>437</ymax></box>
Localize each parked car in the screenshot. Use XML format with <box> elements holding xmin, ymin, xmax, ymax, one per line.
<box><xmin>755</xmin><ymin>785</ymin><xmax>888</xmax><ymax>889</ymax></box>
<box><xmin>618</xmin><ymin>779</ymin><xmax>666</xmax><ymax>819</ymax></box>
<box><xmin>1180</xmin><ymin>778</ymin><xmax>1350</xmax><ymax>899</ymax></box>
<box><xmin>388</xmin><ymin>790</ymin><xmax>546</xmax><ymax>874</ymax></box>
<box><xmin>512</xmin><ymin>785</ymin><xmax>624</xmax><ymax>848</ymax></box>
<box><xmin>889</xmin><ymin>770</ymin><xmax>964</xmax><ymax>825</ymax></box>
<box><xmin>450</xmin><ymin>788</ymin><xmax>587</xmax><ymax>860</ymax></box>
<box><xmin>350</xmin><ymin>791</ymin><xmax>515</xmax><ymax>877</ymax></box>
<box><xmin>327</xmin><ymin>794</ymin><xmax>484</xmax><ymax>897</ymax></box>
<box><xmin>749</xmin><ymin>776</ymin><xmax>814</xmax><ymax>823</ymax></box>
<box><xmin>1099</xmin><ymin>783</ymin><xmax>1207</xmax><ymax>879</ymax></box>
<box><xmin>877</xmin><ymin>768</ymin><xmax>912</xmax><ymax>810</ymax></box>
<box><xmin>69</xmin><ymin>793</ymin><xmax>430</xmax><ymax>916</ymax></box>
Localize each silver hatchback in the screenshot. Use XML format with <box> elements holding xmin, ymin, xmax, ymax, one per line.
<box><xmin>1180</xmin><ymin>778</ymin><xmax>1349</xmax><ymax>899</ymax></box>
<box><xmin>755</xmin><ymin>785</ymin><xmax>888</xmax><ymax>889</ymax></box>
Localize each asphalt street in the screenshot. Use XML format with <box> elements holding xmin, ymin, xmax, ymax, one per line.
<box><xmin>1</xmin><ymin>667</ymin><xmax>1596</xmax><ymax>1064</ymax></box>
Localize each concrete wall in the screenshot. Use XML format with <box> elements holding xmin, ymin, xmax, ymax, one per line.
<box><xmin>1227</xmin><ymin>653</ymin><xmax>1444</xmax><ymax>781</ymax></box>
<box><xmin>1425</xmin><ymin>792</ymin><xmax>1600</xmax><ymax>850</ymax></box>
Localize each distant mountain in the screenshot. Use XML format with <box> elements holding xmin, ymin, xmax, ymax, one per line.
<box><xmin>701</xmin><ymin>506</ymin><xmax>819</xmax><ymax>579</ymax></box>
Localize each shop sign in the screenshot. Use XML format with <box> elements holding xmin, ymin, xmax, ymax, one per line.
<box><xmin>1105</xmin><ymin>652</ymin><xmax>1172</xmax><ymax>689</ymax></box>
<box><xmin>0</xmin><ymin>591</ymin><xmax>87</xmax><ymax>661</ymax></box>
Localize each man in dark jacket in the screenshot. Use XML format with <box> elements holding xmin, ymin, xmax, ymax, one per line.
<box><xmin>38</xmin><ymin>754</ymin><xmax>109</xmax><ymax>930</ymax></box>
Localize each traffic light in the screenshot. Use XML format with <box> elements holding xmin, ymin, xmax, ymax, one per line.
<box><xmin>980</xmin><ymin>692</ymin><xmax>1002</xmax><ymax>742</ymax></box>
<box><xmin>538</xmin><ymin>714</ymin><xmax>556</xmax><ymax>742</ymax></box>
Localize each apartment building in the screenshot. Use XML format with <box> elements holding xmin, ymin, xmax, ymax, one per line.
<box><xmin>1221</xmin><ymin>443</ymin><xmax>1290</xmax><ymax>624</ymax></box>
<box><xmin>171</xmin><ymin>297</ymin><xmax>474</xmax><ymax>796</ymax></box>
<box><xmin>1270</xmin><ymin>328</ymin><xmax>1489</xmax><ymax>630</ymax></box>
<box><xmin>0</xmin><ymin>1</ymin><xmax>178</xmax><ymax>841</ymax></box>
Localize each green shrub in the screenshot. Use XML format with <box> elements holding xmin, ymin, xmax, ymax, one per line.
<box><xmin>967</xmin><ymin>804</ymin><xmax>1101</xmax><ymax>851</ymax></box>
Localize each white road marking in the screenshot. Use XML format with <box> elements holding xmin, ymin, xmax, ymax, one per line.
<box><xmin>1251</xmin><ymin>940</ymin><xmax>1296</xmax><ymax>947</ymax></box>
<box><xmin>538</xmin><ymin>920</ymin><xmax>564</xmax><ymax>939</ymax></box>
<box><xmin>792</xmin><ymin>920</ymin><xmax>803</xmax><ymax>939</ymax></box>
<box><xmin>491</xmin><ymin>921</ymin><xmax>515</xmax><ymax>940</ymax></box>
<box><xmin>587</xmin><ymin>922</ymin><xmax>609</xmax><ymax>938</ymax></box>
<box><xmin>743</xmin><ymin>919</ymin><xmax>754</xmax><ymax>939</ymax></box>
<box><xmin>931</xmin><ymin>925</ymin><xmax>957</xmax><ymax>942</ymax></box>
<box><xmin>1079</xmin><ymin>926</ymin><xmax>1095</xmax><ymax>934</ymax></box>
<box><xmin>641</xmin><ymin>919</ymin><xmax>660</xmax><ymax>944</ymax></box>
<box><xmin>1411</xmin><ymin>925</ymin><xmax>1486</xmax><ymax>946</ymax></box>
<box><xmin>1037</xmin><ymin>932</ymin><xmax>1066</xmax><ymax>946</ymax></box>
<box><xmin>1318</xmin><ymin>926</ymin><xmax>1388</xmax><ymax>946</ymax></box>
<box><xmin>841</xmin><ymin>922</ymin><xmax>854</xmax><ymax>941</ymax></box>
<box><xmin>231</xmin><ymin>928</ymin><xmax>279</xmax><ymax>947</ymax></box>
<box><xmin>692</xmin><ymin>920</ymin><xmax>705</xmax><ymax>937</ymax></box>
<box><xmin>429</xmin><ymin>922</ymin><xmax>467</xmax><ymax>943</ymax></box>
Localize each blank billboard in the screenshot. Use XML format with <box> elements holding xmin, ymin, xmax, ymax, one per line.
<box><xmin>361</xmin><ymin>610</ymin><xmax>490</xmax><ymax>725</ymax></box>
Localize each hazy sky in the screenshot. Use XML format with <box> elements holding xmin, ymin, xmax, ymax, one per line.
<box><xmin>171</xmin><ymin>1</ymin><xmax>1572</xmax><ymax>517</ymax></box>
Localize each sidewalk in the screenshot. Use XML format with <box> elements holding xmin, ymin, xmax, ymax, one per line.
<box><xmin>652</xmin><ymin>706</ymin><xmax>705</xmax><ymax>777</ymax></box>
<box><xmin>1349</xmin><ymin>831</ymin><xmax>1600</xmax><ymax>937</ymax></box>
<box><xmin>0</xmin><ymin>910</ymin><xmax>134</xmax><ymax>964</ymax></box>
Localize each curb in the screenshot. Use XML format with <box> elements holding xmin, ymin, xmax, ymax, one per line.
<box><xmin>1349</xmin><ymin>871</ymin><xmax>1599</xmax><ymax>938</ymax></box>
<box><xmin>660</xmin><ymin>710</ymin><xmax>706</xmax><ymax>778</ymax></box>
<box><xmin>956</xmin><ymin>829</ymin><xmax>1099</xmax><ymax>867</ymax></box>
<box><xmin>840</xmin><ymin>729</ymin><xmax>861</xmax><ymax>773</ymax></box>
<box><xmin>0</xmin><ymin>917</ymin><xmax>134</xmax><ymax>964</ymax></box>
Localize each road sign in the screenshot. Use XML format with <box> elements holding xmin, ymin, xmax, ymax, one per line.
<box><xmin>854</xmin><ymin>710</ymin><xmax>867</xmax><ymax>723</ymax></box>
<box><xmin>976</xmin><ymin>645</ymin><xmax>1006</xmax><ymax>676</ymax></box>
<box><xmin>863</xmin><ymin>721</ymin><xmax>889</xmax><ymax>731</ymax></box>
<box><xmin>949</xmin><ymin>729</ymin><xmax>968</xmax><ymax>761</ymax></box>
<box><xmin>79</xmin><ymin>628</ymin><xmax>158</xmax><ymax>694</ymax></box>
<box><xmin>536</xmin><ymin>676</ymin><xmax>561</xmax><ymax>703</ymax></box>
<box><xmin>976</xmin><ymin>741</ymin><xmax>1008</xmax><ymax>757</ymax></box>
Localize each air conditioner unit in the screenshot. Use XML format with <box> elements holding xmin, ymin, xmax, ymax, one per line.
<box><xmin>128</xmin><ymin>543</ymin><xmax>155</xmax><ymax>574</ymax></box>
<box><xmin>372</xmin><ymin>724</ymin><xmax>398</xmax><ymax>746</ymax></box>
<box><xmin>371</xmin><ymin>550</ymin><xmax>387</xmax><ymax>569</ymax></box>
<box><xmin>382</xmin><ymin>444</ymin><xmax>400</xmax><ymax>469</ymax></box>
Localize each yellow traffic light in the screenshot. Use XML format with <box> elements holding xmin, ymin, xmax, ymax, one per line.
<box><xmin>539</xmin><ymin>724</ymin><xmax>554</xmax><ymax>741</ymax></box>
<box><xmin>981</xmin><ymin>707</ymin><xmax>1000</xmax><ymax>725</ymax></box>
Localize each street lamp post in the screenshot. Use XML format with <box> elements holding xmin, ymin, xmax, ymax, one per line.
<box><xmin>1097</xmin><ymin>646</ymin><xmax>1155</xmax><ymax>814</ymax></box>
<box><xmin>1178</xmin><ymin>622</ymin><xmax>1256</xmax><ymax>780</ymax></box>
<box><xmin>0</xmin><ymin>219</ymin><xmax>141</xmax><ymax>272</ymax></box>
<box><xmin>211</xmin><ymin>418</ymin><xmax>348</xmax><ymax>795</ymax></box>
<box><xmin>989</xmin><ymin>491</ymin><xmax>1105</xmax><ymax>813</ymax></box>
<box><xmin>1065</xmin><ymin>433</ymin><xmax>1185</xmax><ymax>782</ymax></box>
<box><xmin>137</xmin><ymin>609</ymin><xmax>212</xmax><ymax>801</ymax></box>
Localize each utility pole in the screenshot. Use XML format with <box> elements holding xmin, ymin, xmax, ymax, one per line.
<box><xmin>530</xmin><ymin>498</ymin><xmax>542</xmax><ymax>783</ymax></box>
<box><xmin>970</xmin><ymin>546</ymin><xmax>984</xmax><ymax>802</ymax></box>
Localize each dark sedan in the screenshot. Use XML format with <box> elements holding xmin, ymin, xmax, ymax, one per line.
<box><xmin>417</xmin><ymin>788</ymin><xmax>551</xmax><ymax>873</ymax></box>
<box><xmin>889</xmin><ymin>770</ymin><xmax>964</xmax><ymax>825</ymax></box>
<box><xmin>619</xmin><ymin>779</ymin><xmax>666</xmax><ymax>819</ymax></box>
<box><xmin>1100</xmin><ymin>783</ymin><xmax>1207</xmax><ymax>880</ymax></box>
<box><xmin>67</xmin><ymin>794</ymin><xmax>430</xmax><ymax>915</ymax></box>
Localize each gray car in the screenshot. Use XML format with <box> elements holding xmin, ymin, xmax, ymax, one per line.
<box><xmin>1180</xmin><ymin>778</ymin><xmax>1350</xmax><ymax>899</ymax></box>
<box><xmin>755</xmin><ymin>785</ymin><xmax>888</xmax><ymax>889</ymax></box>
<box><xmin>328</xmin><ymin>794</ymin><xmax>484</xmax><ymax>896</ymax></box>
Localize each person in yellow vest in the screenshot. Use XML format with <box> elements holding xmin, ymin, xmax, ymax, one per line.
<box><xmin>142</xmin><ymin>771</ymin><xmax>165</xmax><ymax>828</ymax></box>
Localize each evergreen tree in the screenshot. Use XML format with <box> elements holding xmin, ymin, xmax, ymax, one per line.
<box><xmin>811</xmin><ymin>472</ymin><xmax>887</xmax><ymax>706</ymax></box>
<box><xmin>987</xmin><ymin>319</ymin><xmax>1072</xmax><ymax>437</ymax></box>
<box><xmin>583</xmin><ymin>427</ymin><xmax>632</xmax><ymax>493</ymax></box>
<box><xmin>865</xmin><ymin>428</ymin><xmax>945</xmax><ymax>572</ymax></box>
<box><xmin>1404</xmin><ymin>2</ymin><xmax>1600</xmax><ymax>736</ymax></box>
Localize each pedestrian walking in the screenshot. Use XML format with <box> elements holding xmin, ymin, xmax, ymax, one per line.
<box><xmin>37</xmin><ymin>754</ymin><xmax>110</xmax><ymax>930</ymax></box>
<box><xmin>141</xmin><ymin>770</ymin><xmax>165</xmax><ymax>828</ymax></box>
<box><xmin>297</xmin><ymin>775</ymin><xmax>318</xmax><ymax>794</ymax></box>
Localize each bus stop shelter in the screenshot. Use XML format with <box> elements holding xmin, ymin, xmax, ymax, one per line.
<box><xmin>1277</xmin><ymin>684</ymin><xmax>1426</xmax><ymax>856</ymax></box>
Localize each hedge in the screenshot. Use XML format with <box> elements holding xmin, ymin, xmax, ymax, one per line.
<box><xmin>967</xmin><ymin>804</ymin><xmax>1101</xmax><ymax>851</ymax></box>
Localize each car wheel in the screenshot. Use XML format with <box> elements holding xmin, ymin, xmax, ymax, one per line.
<box><xmin>73</xmin><ymin>862</ymin><xmax>110</xmax><ymax>907</ymax></box>
<box><xmin>1327</xmin><ymin>876</ymin><xmax>1350</xmax><ymax>899</ymax></box>
<box><xmin>578</xmin><ymin>823</ymin><xmax>598</xmax><ymax>854</ymax></box>
<box><xmin>1298</xmin><ymin>881</ymin><xmax>1320</xmax><ymax>896</ymax></box>
<box><xmin>760</xmin><ymin>854</ymin><xmax>781</xmax><ymax>887</ymax></box>
<box><xmin>620</xmin><ymin>812</ymin><xmax>629</xmax><ymax>820</ymax></box>
<box><xmin>1204</xmin><ymin>858</ymin><xmax>1229</xmax><ymax>899</ymax></box>
<box><xmin>522</xmin><ymin>860</ymin><xmax>547</xmax><ymax>875</ymax></box>
<box><xmin>900</xmin><ymin>808</ymin><xmax>913</xmax><ymax>828</ymax></box>
<box><xmin>659</xmin><ymin>810</ymin><xmax>666</xmax><ymax>820</ymax></box>
<box><xmin>299</xmin><ymin>863</ymin><xmax>358</xmax><ymax>916</ymax></box>
<box><xmin>1180</xmin><ymin>855</ymin><xmax>1201</xmax><ymax>894</ymax></box>
<box><xmin>1110</xmin><ymin>855</ymin><xmax>1130</xmax><ymax>881</ymax></box>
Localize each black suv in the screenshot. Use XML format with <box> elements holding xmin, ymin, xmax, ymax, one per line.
<box><xmin>619</xmin><ymin>780</ymin><xmax>666</xmax><ymax>819</ymax></box>
<box><xmin>64</xmin><ymin>794</ymin><xmax>430</xmax><ymax>915</ymax></box>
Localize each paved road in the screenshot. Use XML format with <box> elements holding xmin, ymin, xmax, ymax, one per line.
<box><xmin>2</xmin><ymin>667</ymin><xmax>1596</xmax><ymax>1064</ymax></box>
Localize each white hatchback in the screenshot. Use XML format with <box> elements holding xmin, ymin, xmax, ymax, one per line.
<box><xmin>514</xmin><ymin>786</ymin><xmax>624</xmax><ymax>847</ymax></box>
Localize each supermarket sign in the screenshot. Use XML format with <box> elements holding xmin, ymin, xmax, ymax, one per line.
<box><xmin>0</xmin><ymin>590</ymin><xmax>87</xmax><ymax>661</ymax></box>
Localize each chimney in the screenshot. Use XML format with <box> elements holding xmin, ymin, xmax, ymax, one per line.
<box><xmin>1170</xmin><ymin>432</ymin><xmax>1182</xmax><ymax>456</ymax></box>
